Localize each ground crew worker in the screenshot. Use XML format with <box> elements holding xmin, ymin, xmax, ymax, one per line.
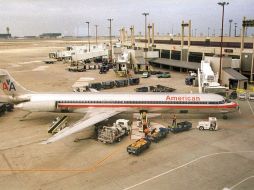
<box><xmin>144</xmin><ymin>128</ymin><xmax>150</xmax><ymax>137</ymax></box>
<box><xmin>172</xmin><ymin>114</ymin><xmax>176</xmax><ymax>126</ymax></box>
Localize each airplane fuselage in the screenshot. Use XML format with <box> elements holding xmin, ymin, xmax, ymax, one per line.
<box><xmin>16</xmin><ymin>92</ymin><xmax>238</xmax><ymax>114</ymax></box>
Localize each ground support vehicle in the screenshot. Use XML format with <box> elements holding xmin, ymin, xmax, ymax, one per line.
<box><xmin>150</xmin><ymin>71</ymin><xmax>163</xmax><ymax>75</ymax></box>
<box><xmin>197</xmin><ymin>117</ymin><xmax>218</xmax><ymax>131</ymax></box>
<box><xmin>97</xmin><ymin>119</ymin><xmax>131</xmax><ymax>144</ymax></box>
<box><xmin>168</xmin><ymin>121</ymin><xmax>192</xmax><ymax>133</ymax></box>
<box><xmin>249</xmin><ymin>92</ymin><xmax>254</xmax><ymax>101</ymax></box>
<box><xmin>68</xmin><ymin>65</ymin><xmax>86</xmax><ymax>72</ymax></box>
<box><xmin>89</xmin><ymin>82</ymin><xmax>102</xmax><ymax>91</ymax></box>
<box><xmin>44</xmin><ymin>60</ymin><xmax>57</xmax><ymax>64</ymax></box>
<box><xmin>238</xmin><ymin>92</ymin><xmax>247</xmax><ymax>100</ymax></box>
<box><xmin>101</xmin><ymin>81</ymin><xmax>115</xmax><ymax>89</ymax></box>
<box><xmin>135</xmin><ymin>86</ymin><xmax>149</xmax><ymax>92</ymax></box>
<box><xmin>0</xmin><ymin>103</ymin><xmax>6</xmax><ymax>116</ymax></box>
<box><xmin>135</xmin><ymin>85</ymin><xmax>175</xmax><ymax>93</ymax></box>
<box><xmin>185</xmin><ymin>76</ymin><xmax>195</xmax><ymax>85</ymax></box>
<box><xmin>156</xmin><ymin>72</ymin><xmax>171</xmax><ymax>78</ymax></box>
<box><xmin>5</xmin><ymin>103</ymin><xmax>14</xmax><ymax>112</ymax></box>
<box><xmin>141</xmin><ymin>72</ymin><xmax>150</xmax><ymax>78</ymax></box>
<box><xmin>115</xmin><ymin>79</ymin><xmax>128</xmax><ymax>87</ymax></box>
<box><xmin>99</xmin><ymin>65</ymin><xmax>109</xmax><ymax>74</ymax></box>
<box><xmin>0</xmin><ymin>103</ymin><xmax>14</xmax><ymax>116</ymax></box>
<box><xmin>147</xmin><ymin>128</ymin><xmax>168</xmax><ymax>143</ymax></box>
<box><xmin>152</xmin><ymin>85</ymin><xmax>175</xmax><ymax>92</ymax></box>
<box><xmin>127</xmin><ymin>138</ymin><xmax>151</xmax><ymax>155</ymax></box>
<box><xmin>128</xmin><ymin>78</ymin><xmax>140</xmax><ymax>85</ymax></box>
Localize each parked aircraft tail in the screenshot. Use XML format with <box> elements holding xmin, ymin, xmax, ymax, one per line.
<box><xmin>0</xmin><ymin>69</ymin><xmax>33</xmax><ymax>97</ymax></box>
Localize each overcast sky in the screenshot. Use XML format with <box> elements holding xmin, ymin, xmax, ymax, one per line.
<box><xmin>0</xmin><ymin>0</ymin><xmax>253</xmax><ymax>37</ymax></box>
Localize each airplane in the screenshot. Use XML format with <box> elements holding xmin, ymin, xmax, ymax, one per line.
<box><xmin>0</xmin><ymin>69</ymin><xmax>238</xmax><ymax>144</ymax></box>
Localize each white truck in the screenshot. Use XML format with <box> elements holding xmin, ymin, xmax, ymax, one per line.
<box><xmin>238</xmin><ymin>92</ymin><xmax>247</xmax><ymax>100</ymax></box>
<box><xmin>197</xmin><ymin>117</ymin><xmax>218</xmax><ymax>131</ymax></box>
<box><xmin>97</xmin><ymin>119</ymin><xmax>131</xmax><ymax>144</ymax></box>
<box><xmin>248</xmin><ymin>92</ymin><xmax>254</xmax><ymax>101</ymax></box>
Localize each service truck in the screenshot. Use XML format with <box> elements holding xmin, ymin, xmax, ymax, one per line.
<box><xmin>197</xmin><ymin>117</ymin><xmax>218</xmax><ymax>131</ymax></box>
<box><xmin>249</xmin><ymin>93</ymin><xmax>254</xmax><ymax>101</ymax></box>
<box><xmin>97</xmin><ymin>119</ymin><xmax>131</xmax><ymax>144</ymax></box>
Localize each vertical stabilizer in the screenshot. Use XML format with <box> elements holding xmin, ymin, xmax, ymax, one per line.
<box><xmin>0</xmin><ymin>69</ymin><xmax>32</xmax><ymax>97</ymax></box>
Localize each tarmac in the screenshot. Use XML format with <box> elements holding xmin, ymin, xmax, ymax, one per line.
<box><xmin>0</xmin><ymin>40</ymin><xmax>253</xmax><ymax>190</ymax></box>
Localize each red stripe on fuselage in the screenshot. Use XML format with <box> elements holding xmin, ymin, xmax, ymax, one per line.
<box><xmin>57</xmin><ymin>103</ymin><xmax>238</xmax><ymax>109</ymax></box>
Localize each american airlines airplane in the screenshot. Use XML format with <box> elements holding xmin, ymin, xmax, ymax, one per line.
<box><xmin>0</xmin><ymin>69</ymin><xmax>238</xmax><ymax>144</ymax></box>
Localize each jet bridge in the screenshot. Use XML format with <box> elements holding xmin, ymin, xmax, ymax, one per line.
<box><xmin>72</xmin><ymin>50</ymin><xmax>108</xmax><ymax>62</ymax></box>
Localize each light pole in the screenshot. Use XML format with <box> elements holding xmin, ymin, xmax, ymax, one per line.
<box><xmin>85</xmin><ymin>21</ymin><xmax>90</xmax><ymax>52</ymax></box>
<box><xmin>95</xmin><ymin>25</ymin><xmax>98</xmax><ymax>46</ymax></box>
<box><xmin>208</xmin><ymin>27</ymin><xmax>210</xmax><ymax>37</ymax></box>
<box><xmin>142</xmin><ymin>12</ymin><xmax>149</xmax><ymax>62</ymax></box>
<box><xmin>217</xmin><ymin>1</ymin><xmax>229</xmax><ymax>83</ymax></box>
<box><xmin>234</xmin><ymin>23</ymin><xmax>237</xmax><ymax>37</ymax></box>
<box><xmin>195</xmin><ymin>28</ymin><xmax>197</xmax><ymax>37</ymax></box>
<box><xmin>229</xmin><ymin>19</ymin><xmax>233</xmax><ymax>37</ymax></box>
<box><xmin>107</xmin><ymin>18</ymin><xmax>113</xmax><ymax>63</ymax></box>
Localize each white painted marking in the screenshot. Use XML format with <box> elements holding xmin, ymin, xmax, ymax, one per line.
<box><xmin>32</xmin><ymin>66</ymin><xmax>49</xmax><ymax>71</ymax></box>
<box><xmin>10</xmin><ymin>60</ymin><xmax>42</xmax><ymax>67</ymax></box>
<box><xmin>18</xmin><ymin>60</ymin><xmax>41</xmax><ymax>65</ymax></box>
<box><xmin>11</xmin><ymin>64</ymin><xmax>21</xmax><ymax>68</ymax></box>
<box><xmin>122</xmin><ymin>151</ymin><xmax>254</xmax><ymax>190</ymax></box>
<box><xmin>77</xmin><ymin>77</ymin><xmax>95</xmax><ymax>81</ymax></box>
<box><xmin>247</xmin><ymin>100</ymin><xmax>254</xmax><ymax>115</ymax></box>
<box><xmin>223</xmin><ymin>175</ymin><xmax>254</xmax><ymax>190</ymax></box>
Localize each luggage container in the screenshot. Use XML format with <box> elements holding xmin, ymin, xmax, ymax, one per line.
<box><xmin>89</xmin><ymin>82</ymin><xmax>102</xmax><ymax>91</ymax></box>
<box><xmin>0</xmin><ymin>103</ymin><xmax>6</xmax><ymax>116</ymax></box>
<box><xmin>127</xmin><ymin>138</ymin><xmax>151</xmax><ymax>155</ymax></box>
<box><xmin>101</xmin><ymin>81</ymin><xmax>115</xmax><ymax>89</ymax></box>
<box><xmin>115</xmin><ymin>79</ymin><xmax>128</xmax><ymax>87</ymax></box>
<box><xmin>135</xmin><ymin>87</ymin><xmax>149</xmax><ymax>92</ymax></box>
<box><xmin>152</xmin><ymin>85</ymin><xmax>175</xmax><ymax>92</ymax></box>
<box><xmin>169</xmin><ymin>121</ymin><xmax>192</xmax><ymax>133</ymax></box>
<box><xmin>147</xmin><ymin>128</ymin><xmax>168</xmax><ymax>143</ymax></box>
<box><xmin>128</xmin><ymin>77</ymin><xmax>140</xmax><ymax>85</ymax></box>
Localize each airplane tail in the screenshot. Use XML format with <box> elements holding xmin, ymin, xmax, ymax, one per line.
<box><xmin>0</xmin><ymin>69</ymin><xmax>33</xmax><ymax>97</ymax></box>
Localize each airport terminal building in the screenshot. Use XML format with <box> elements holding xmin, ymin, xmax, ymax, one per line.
<box><xmin>122</xmin><ymin>28</ymin><xmax>254</xmax><ymax>89</ymax></box>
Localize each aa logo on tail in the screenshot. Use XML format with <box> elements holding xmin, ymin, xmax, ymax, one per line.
<box><xmin>1</xmin><ymin>79</ymin><xmax>16</xmax><ymax>91</ymax></box>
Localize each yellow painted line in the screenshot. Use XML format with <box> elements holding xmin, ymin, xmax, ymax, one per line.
<box><xmin>0</xmin><ymin>138</ymin><xmax>132</xmax><ymax>173</ymax></box>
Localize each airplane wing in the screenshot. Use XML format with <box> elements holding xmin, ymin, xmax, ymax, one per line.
<box><xmin>42</xmin><ymin>109</ymin><xmax>123</xmax><ymax>144</ymax></box>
